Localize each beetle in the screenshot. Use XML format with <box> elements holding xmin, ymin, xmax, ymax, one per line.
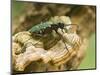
<box><xmin>28</xmin><ymin>16</ymin><xmax>79</xmax><ymax>52</ymax></box>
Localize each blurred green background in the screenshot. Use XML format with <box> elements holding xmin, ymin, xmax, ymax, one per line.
<box><xmin>79</xmin><ymin>33</ymin><xmax>96</xmax><ymax>69</ymax></box>
<box><xmin>12</xmin><ymin>0</ymin><xmax>96</xmax><ymax>70</ymax></box>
